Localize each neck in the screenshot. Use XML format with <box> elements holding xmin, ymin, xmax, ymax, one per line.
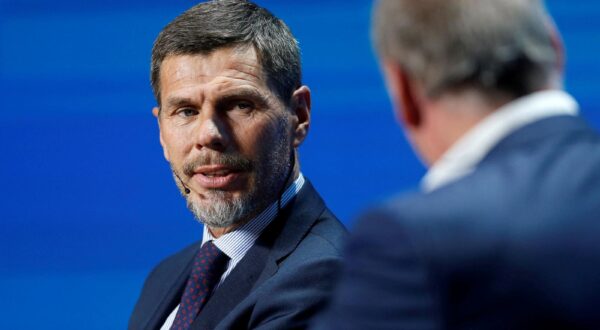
<box><xmin>423</xmin><ymin>90</ymin><xmax>511</xmax><ymax>165</ymax></box>
<box><xmin>209</xmin><ymin>223</ymin><xmax>241</xmax><ymax>238</ymax></box>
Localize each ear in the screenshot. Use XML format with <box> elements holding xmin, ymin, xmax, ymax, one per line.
<box><xmin>153</xmin><ymin>107</ymin><xmax>171</xmax><ymax>162</ymax></box>
<box><xmin>290</xmin><ymin>85</ymin><xmax>311</xmax><ymax>148</ymax></box>
<box><xmin>382</xmin><ymin>60</ymin><xmax>422</xmax><ymax>129</ymax></box>
<box><xmin>546</xmin><ymin>16</ymin><xmax>565</xmax><ymax>75</ymax></box>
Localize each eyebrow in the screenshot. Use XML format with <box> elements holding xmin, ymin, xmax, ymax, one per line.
<box><xmin>165</xmin><ymin>96</ymin><xmax>195</xmax><ymax>109</ymax></box>
<box><xmin>216</xmin><ymin>88</ymin><xmax>271</xmax><ymax>107</ymax></box>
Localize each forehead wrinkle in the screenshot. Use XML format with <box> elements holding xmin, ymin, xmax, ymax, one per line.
<box><xmin>229</xmin><ymin>61</ymin><xmax>264</xmax><ymax>81</ymax></box>
<box><xmin>163</xmin><ymin>74</ymin><xmax>253</xmax><ymax>103</ymax></box>
<box><xmin>159</xmin><ymin>48</ymin><xmax>274</xmax><ymax>107</ymax></box>
<box><xmin>207</xmin><ymin>70</ymin><xmax>272</xmax><ymax>98</ymax></box>
<box><xmin>207</xmin><ymin>82</ymin><xmax>274</xmax><ymax>108</ymax></box>
<box><xmin>218</xmin><ymin>64</ymin><xmax>266</xmax><ymax>88</ymax></box>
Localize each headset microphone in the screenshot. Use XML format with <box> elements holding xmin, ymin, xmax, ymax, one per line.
<box><xmin>174</xmin><ymin>172</ymin><xmax>191</xmax><ymax>194</ymax></box>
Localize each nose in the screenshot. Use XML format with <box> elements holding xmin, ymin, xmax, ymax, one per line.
<box><xmin>194</xmin><ymin>110</ymin><xmax>230</xmax><ymax>152</ymax></box>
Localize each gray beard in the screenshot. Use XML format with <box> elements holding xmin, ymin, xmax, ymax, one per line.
<box><xmin>187</xmin><ymin>190</ymin><xmax>252</xmax><ymax>228</ymax></box>
<box><xmin>183</xmin><ymin>147</ymin><xmax>291</xmax><ymax>229</ymax></box>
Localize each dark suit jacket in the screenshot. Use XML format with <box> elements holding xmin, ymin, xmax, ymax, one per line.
<box><xmin>316</xmin><ymin>116</ymin><xmax>600</xmax><ymax>329</ymax></box>
<box><xmin>130</xmin><ymin>180</ymin><xmax>347</xmax><ymax>330</ymax></box>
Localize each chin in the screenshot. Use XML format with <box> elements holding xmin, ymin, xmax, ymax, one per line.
<box><xmin>188</xmin><ymin>191</ymin><xmax>253</xmax><ymax>228</ymax></box>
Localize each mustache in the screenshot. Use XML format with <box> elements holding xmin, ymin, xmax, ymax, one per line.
<box><xmin>182</xmin><ymin>152</ymin><xmax>253</xmax><ymax>177</ymax></box>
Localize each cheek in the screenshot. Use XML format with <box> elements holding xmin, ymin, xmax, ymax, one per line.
<box><xmin>233</xmin><ymin>116</ymin><xmax>281</xmax><ymax>152</ymax></box>
<box><xmin>162</xmin><ymin>129</ymin><xmax>193</xmax><ymax>160</ymax></box>
<box><xmin>258</xmin><ymin>120</ymin><xmax>292</xmax><ymax>160</ymax></box>
<box><xmin>238</xmin><ymin>129</ymin><xmax>269</xmax><ymax>158</ymax></box>
<box><xmin>240</xmin><ymin>124</ymin><xmax>290</xmax><ymax>175</ymax></box>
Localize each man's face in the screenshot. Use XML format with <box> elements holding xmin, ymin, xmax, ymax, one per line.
<box><xmin>154</xmin><ymin>46</ymin><xmax>297</xmax><ymax>229</ymax></box>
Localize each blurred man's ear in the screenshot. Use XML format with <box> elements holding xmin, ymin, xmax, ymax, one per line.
<box><xmin>290</xmin><ymin>86</ymin><xmax>311</xmax><ymax>148</ymax></box>
<box><xmin>153</xmin><ymin>107</ymin><xmax>171</xmax><ymax>162</ymax></box>
<box><xmin>546</xmin><ymin>16</ymin><xmax>565</xmax><ymax>75</ymax></box>
<box><xmin>382</xmin><ymin>60</ymin><xmax>422</xmax><ymax>129</ymax></box>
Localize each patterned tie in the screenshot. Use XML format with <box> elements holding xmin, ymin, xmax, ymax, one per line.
<box><xmin>170</xmin><ymin>241</ymin><xmax>229</xmax><ymax>330</ymax></box>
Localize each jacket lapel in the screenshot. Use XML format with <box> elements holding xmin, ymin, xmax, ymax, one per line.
<box><xmin>141</xmin><ymin>245</ymin><xmax>198</xmax><ymax>330</ymax></box>
<box><xmin>191</xmin><ymin>180</ymin><xmax>326</xmax><ymax>329</ymax></box>
<box><xmin>254</xmin><ymin>179</ymin><xmax>327</xmax><ymax>287</ymax></box>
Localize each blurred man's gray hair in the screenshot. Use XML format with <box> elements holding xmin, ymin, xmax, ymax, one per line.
<box><xmin>373</xmin><ymin>0</ymin><xmax>560</xmax><ymax>99</ymax></box>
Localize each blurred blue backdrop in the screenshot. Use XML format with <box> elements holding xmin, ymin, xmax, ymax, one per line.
<box><xmin>1</xmin><ymin>0</ymin><xmax>598</xmax><ymax>328</ymax></box>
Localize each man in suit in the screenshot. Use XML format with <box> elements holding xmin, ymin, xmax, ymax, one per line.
<box><xmin>315</xmin><ymin>0</ymin><xmax>600</xmax><ymax>329</ymax></box>
<box><xmin>129</xmin><ymin>1</ymin><xmax>347</xmax><ymax>329</ymax></box>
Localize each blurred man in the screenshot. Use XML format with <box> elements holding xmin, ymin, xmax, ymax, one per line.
<box><xmin>129</xmin><ymin>1</ymin><xmax>346</xmax><ymax>329</ymax></box>
<box><xmin>316</xmin><ymin>0</ymin><xmax>600</xmax><ymax>329</ymax></box>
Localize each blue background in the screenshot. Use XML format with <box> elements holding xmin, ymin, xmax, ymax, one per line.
<box><xmin>1</xmin><ymin>0</ymin><xmax>598</xmax><ymax>328</ymax></box>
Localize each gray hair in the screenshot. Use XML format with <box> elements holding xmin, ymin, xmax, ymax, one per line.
<box><xmin>151</xmin><ymin>0</ymin><xmax>301</xmax><ymax>106</ymax></box>
<box><xmin>373</xmin><ymin>0</ymin><xmax>560</xmax><ymax>98</ymax></box>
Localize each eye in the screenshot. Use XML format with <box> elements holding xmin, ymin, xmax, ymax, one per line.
<box><xmin>234</xmin><ymin>101</ymin><xmax>254</xmax><ymax>111</ymax></box>
<box><xmin>176</xmin><ymin>108</ymin><xmax>198</xmax><ymax>117</ymax></box>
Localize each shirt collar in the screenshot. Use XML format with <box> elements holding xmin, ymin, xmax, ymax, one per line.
<box><xmin>421</xmin><ymin>90</ymin><xmax>578</xmax><ymax>192</ymax></box>
<box><xmin>201</xmin><ymin>172</ymin><xmax>305</xmax><ymax>263</ymax></box>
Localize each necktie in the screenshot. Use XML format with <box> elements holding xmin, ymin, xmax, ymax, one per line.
<box><xmin>170</xmin><ymin>241</ymin><xmax>229</xmax><ymax>330</ymax></box>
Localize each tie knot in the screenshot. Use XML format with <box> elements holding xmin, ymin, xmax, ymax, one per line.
<box><xmin>195</xmin><ymin>241</ymin><xmax>229</xmax><ymax>276</ymax></box>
